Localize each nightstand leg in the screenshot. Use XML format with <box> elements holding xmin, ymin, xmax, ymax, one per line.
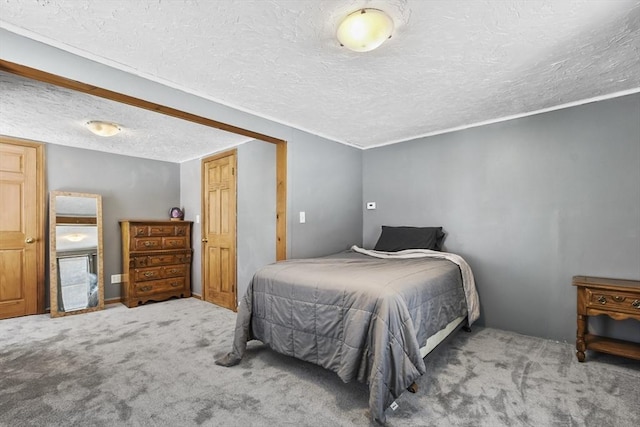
<box><xmin>576</xmin><ymin>314</ymin><xmax>587</xmax><ymax>362</ymax></box>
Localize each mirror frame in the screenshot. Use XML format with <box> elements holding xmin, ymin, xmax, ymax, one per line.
<box><xmin>49</xmin><ymin>191</ymin><xmax>104</xmax><ymax>317</ymax></box>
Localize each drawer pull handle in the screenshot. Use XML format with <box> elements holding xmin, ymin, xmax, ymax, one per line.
<box><xmin>613</xmin><ymin>295</ymin><xmax>625</xmax><ymax>302</ymax></box>
<box><xmin>144</xmin><ymin>241</ymin><xmax>153</xmax><ymax>247</ymax></box>
<box><xmin>633</xmin><ymin>300</ymin><xmax>640</xmax><ymax>309</ymax></box>
<box><xmin>169</xmin><ymin>269</ymin><xmax>179</xmax><ymax>274</ymax></box>
<box><xmin>170</xmin><ymin>282</ymin><xmax>181</xmax><ymax>288</ymax></box>
<box><xmin>597</xmin><ymin>296</ymin><xmax>606</xmax><ymax>305</ymax></box>
<box><xmin>143</xmin><ymin>272</ymin><xmax>154</xmax><ymax>277</ymax></box>
<box><xmin>140</xmin><ymin>286</ymin><xmax>152</xmax><ymax>292</ymax></box>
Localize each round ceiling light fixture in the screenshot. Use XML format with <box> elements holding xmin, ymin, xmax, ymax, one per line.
<box><xmin>336</xmin><ymin>8</ymin><xmax>394</xmax><ymax>52</ymax></box>
<box><xmin>85</xmin><ymin>120</ymin><xmax>122</xmax><ymax>137</ymax></box>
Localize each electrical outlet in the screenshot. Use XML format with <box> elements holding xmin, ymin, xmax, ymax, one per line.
<box><xmin>111</xmin><ymin>274</ymin><xmax>123</xmax><ymax>284</ymax></box>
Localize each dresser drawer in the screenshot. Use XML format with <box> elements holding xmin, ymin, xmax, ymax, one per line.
<box><xmin>132</xmin><ymin>225</ymin><xmax>186</xmax><ymax>237</ymax></box>
<box><xmin>149</xmin><ymin>225</ymin><xmax>175</xmax><ymax>237</ymax></box>
<box><xmin>134</xmin><ymin>267</ymin><xmax>162</xmax><ymax>282</ymax></box>
<box><xmin>134</xmin><ymin>254</ymin><xmax>188</xmax><ymax>268</ymax></box>
<box><xmin>163</xmin><ymin>237</ymin><xmax>187</xmax><ymax>249</ymax></box>
<box><xmin>133</xmin><ymin>237</ymin><xmax>162</xmax><ymax>251</ymax></box>
<box><xmin>134</xmin><ymin>278</ymin><xmax>185</xmax><ymax>296</ymax></box>
<box><xmin>586</xmin><ymin>289</ymin><xmax>640</xmax><ymax>315</ymax></box>
<box><xmin>174</xmin><ymin>225</ymin><xmax>188</xmax><ymax>236</ymax></box>
<box><xmin>133</xmin><ymin>225</ymin><xmax>148</xmax><ymax>237</ymax></box>
<box><xmin>164</xmin><ymin>265</ymin><xmax>187</xmax><ymax>278</ymax></box>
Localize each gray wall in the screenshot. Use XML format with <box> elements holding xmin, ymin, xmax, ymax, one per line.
<box><xmin>47</xmin><ymin>144</ymin><xmax>180</xmax><ymax>301</ymax></box>
<box><xmin>237</xmin><ymin>141</ymin><xmax>276</xmax><ymax>299</ymax></box>
<box><xmin>181</xmin><ymin>132</ymin><xmax>363</xmax><ymax>304</ymax></box>
<box><xmin>363</xmin><ymin>93</ymin><xmax>640</xmax><ymax>343</ymax></box>
<box><xmin>179</xmin><ymin>156</ymin><xmax>202</xmax><ymax>295</ymax></box>
<box><xmin>287</xmin><ymin>129</ymin><xmax>363</xmax><ymax>259</ymax></box>
<box><xmin>180</xmin><ymin>140</ymin><xmax>279</xmax><ymax>300</ymax></box>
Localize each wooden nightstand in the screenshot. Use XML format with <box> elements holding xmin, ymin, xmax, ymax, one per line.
<box><xmin>572</xmin><ymin>275</ymin><xmax>640</xmax><ymax>362</ymax></box>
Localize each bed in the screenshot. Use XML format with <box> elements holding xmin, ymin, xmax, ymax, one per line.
<box><xmin>216</xmin><ymin>227</ymin><xmax>480</xmax><ymax>422</ymax></box>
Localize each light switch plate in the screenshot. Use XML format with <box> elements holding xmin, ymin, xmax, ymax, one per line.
<box><xmin>299</xmin><ymin>211</ymin><xmax>306</xmax><ymax>223</ymax></box>
<box><xmin>111</xmin><ymin>274</ymin><xmax>123</xmax><ymax>284</ymax></box>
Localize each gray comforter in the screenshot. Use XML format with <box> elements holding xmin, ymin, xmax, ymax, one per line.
<box><xmin>216</xmin><ymin>250</ymin><xmax>472</xmax><ymax>422</ymax></box>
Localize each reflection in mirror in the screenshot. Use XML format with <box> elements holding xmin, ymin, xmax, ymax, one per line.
<box><xmin>50</xmin><ymin>191</ymin><xmax>104</xmax><ymax>317</ymax></box>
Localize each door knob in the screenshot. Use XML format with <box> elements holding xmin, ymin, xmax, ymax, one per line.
<box><xmin>201</xmin><ymin>238</ymin><xmax>208</xmax><ymax>243</ymax></box>
<box><xmin>25</xmin><ymin>237</ymin><xmax>35</xmax><ymax>244</ymax></box>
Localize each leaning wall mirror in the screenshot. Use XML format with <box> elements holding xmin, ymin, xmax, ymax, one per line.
<box><xmin>49</xmin><ymin>191</ymin><xmax>104</xmax><ymax>317</ymax></box>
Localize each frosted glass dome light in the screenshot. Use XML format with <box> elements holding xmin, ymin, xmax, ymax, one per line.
<box><xmin>85</xmin><ymin>120</ymin><xmax>121</xmax><ymax>137</ymax></box>
<box><xmin>337</xmin><ymin>8</ymin><xmax>394</xmax><ymax>52</ymax></box>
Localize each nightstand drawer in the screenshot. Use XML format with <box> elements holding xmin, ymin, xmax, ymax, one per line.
<box><xmin>586</xmin><ymin>289</ymin><xmax>640</xmax><ymax>315</ymax></box>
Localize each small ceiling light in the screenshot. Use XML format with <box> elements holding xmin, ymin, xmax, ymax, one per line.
<box><xmin>85</xmin><ymin>120</ymin><xmax>121</xmax><ymax>137</ymax></box>
<box><xmin>337</xmin><ymin>8</ymin><xmax>394</xmax><ymax>52</ymax></box>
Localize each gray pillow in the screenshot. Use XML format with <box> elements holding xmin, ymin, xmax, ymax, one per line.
<box><xmin>373</xmin><ymin>226</ymin><xmax>445</xmax><ymax>252</ymax></box>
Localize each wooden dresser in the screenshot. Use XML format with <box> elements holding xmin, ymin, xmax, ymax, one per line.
<box><xmin>572</xmin><ymin>275</ymin><xmax>640</xmax><ymax>362</ymax></box>
<box><xmin>120</xmin><ymin>220</ymin><xmax>192</xmax><ymax>308</ymax></box>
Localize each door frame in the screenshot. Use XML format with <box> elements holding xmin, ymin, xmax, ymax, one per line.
<box><xmin>0</xmin><ymin>135</ymin><xmax>46</xmax><ymax>314</ymax></box>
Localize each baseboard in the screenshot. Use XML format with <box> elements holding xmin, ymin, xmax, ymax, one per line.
<box><xmin>191</xmin><ymin>293</ymin><xmax>202</xmax><ymax>300</ymax></box>
<box><xmin>45</xmin><ymin>297</ymin><xmax>122</xmax><ymax>312</ymax></box>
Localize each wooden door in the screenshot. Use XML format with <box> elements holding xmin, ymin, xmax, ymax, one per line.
<box><xmin>0</xmin><ymin>137</ymin><xmax>44</xmax><ymax>319</ymax></box>
<box><xmin>202</xmin><ymin>150</ymin><xmax>237</xmax><ymax>311</ymax></box>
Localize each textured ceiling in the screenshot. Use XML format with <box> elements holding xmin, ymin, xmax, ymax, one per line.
<box><xmin>1</xmin><ymin>0</ymin><xmax>639</xmax><ymax>157</ymax></box>
<box><xmin>0</xmin><ymin>71</ymin><xmax>250</xmax><ymax>162</ymax></box>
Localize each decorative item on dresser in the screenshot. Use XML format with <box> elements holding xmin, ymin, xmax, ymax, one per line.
<box><xmin>169</xmin><ymin>207</ymin><xmax>184</xmax><ymax>221</ymax></box>
<box><xmin>572</xmin><ymin>275</ymin><xmax>640</xmax><ymax>362</ymax></box>
<box><xmin>120</xmin><ymin>220</ymin><xmax>193</xmax><ymax>308</ymax></box>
